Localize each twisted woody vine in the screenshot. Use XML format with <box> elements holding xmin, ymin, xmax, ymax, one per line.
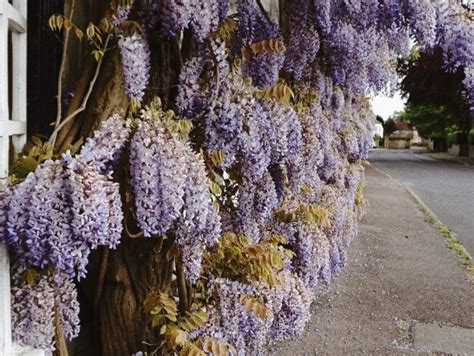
<box><xmin>0</xmin><ymin>0</ymin><xmax>472</xmax><ymax>355</ymax></box>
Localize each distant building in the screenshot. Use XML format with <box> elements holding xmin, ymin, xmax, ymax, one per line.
<box><xmin>384</xmin><ymin>121</ymin><xmax>424</xmax><ymax>149</ymax></box>
<box><xmin>385</xmin><ymin>121</ymin><xmax>413</xmax><ymax>149</ymax></box>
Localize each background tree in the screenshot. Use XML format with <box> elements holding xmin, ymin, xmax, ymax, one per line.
<box><xmin>375</xmin><ymin>115</ymin><xmax>384</xmax><ymax>126</ymax></box>
<box><xmin>399</xmin><ymin>103</ymin><xmax>454</xmax><ymax>152</ymax></box>
<box><xmin>383</xmin><ymin>118</ymin><xmax>397</xmax><ymax>137</ymax></box>
<box><xmin>397</xmin><ymin>47</ymin><xmax>471</xmax><ymax>156</ymax></box>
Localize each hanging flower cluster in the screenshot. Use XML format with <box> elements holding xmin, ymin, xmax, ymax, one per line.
<box><xmin>11</xmin><ymin>268</ymin><xmax>81</xmax><ymax>352</ymax></box>
<box><xmin>130</xmin><ymin>105</ymin><xmax>221</xmax><ymax>281</ymax></box>
<box><xmin>236</xmin><ymin>0</ymin><xmax>285</xmax><ymax>87</ymax></box>
<box><xmin>118</xmin><ymin>34</ymin><xmax>151</xmax><ymax>102</ymax></box>
<box><xmin>2</xmin><ymin>115</ymin><xmax>129</xmax><ymax>349</ymax></box>
<box><xmin>5</xmin><ymin>155</ymin><xmax>122</xmax><ymax>280</ymax></box>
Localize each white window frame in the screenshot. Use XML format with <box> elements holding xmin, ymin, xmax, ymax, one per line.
<box><xmin>0</xmin><ymin>0</ymin><xmax>44</xmax><ymax>354</ymax></box>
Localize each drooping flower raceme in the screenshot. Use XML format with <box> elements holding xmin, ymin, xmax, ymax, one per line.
<box><xmin>118</xmin><ymin>34</ymin><xmax>151</xmax><ymax>102</ymax></box>
<box><xmin>130</xmin><ymin>108</ymin><xmax>221</xmax><ymax>281</ymax></box>
<box><xmin>237</xmin><ymin>171</ymin><xmax>278</xmax><ymax>241</ymax></box>
<box><xmin>176</xmin><ymin>148</ymin><xmax>222</xmax><ymax>281</ymax></box>
<box><xmin>4</xmin><ymin>116</ymin><xmax>128</xmax><ymax>280</ymax></box>
<box><xmin>130</xmin><ymin>117</ymin><xmax>188</xmax><ymax>237</ymax></box>
<box><xmin>6</xmin><ymin>154</ymin><xmax>123</xmax><ymax>280</ymax></box>
<box><xmin>11</xmin><ymin>268</ymin><xmax>80</xmax><ymax>352</ymax></box>
<box><xmin>269</xmin><ymin>271</ymin><xmax>312</xmax><ymax>341</ymax></box>
<box><xmin>78</xmin><ymin>114</ymin><xmax>131</xmax><ymax>173</ymax></box>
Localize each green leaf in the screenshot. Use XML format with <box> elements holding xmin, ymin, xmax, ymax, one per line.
<box><xmin>86</xmin><ymin>22</ymin><xmax>95</xmax><ymax>39</ymax></box>
<box><xmin>165</xmin><ymin>313</ymin><xmax>177</xmax><ymax>322</ymax></box>
<box><xmin>152</xmin><ymin>315</ymin><xmax>164</xmax><ymax>328</ymax></box>
<box><xmin>159</xmin><ymin>324</ymin><xmax>167</xmax><ymax>335</ymax></box>
<box><xmin>67</xmin><ymin>137</ymin><xmax>84</xmax><ymax>155</ymax></box>
<box><xmin>150</xmin><ymin>306</ymin><xmax>162</xmax><ymax>315</ymax></box>
<box><xmin>23</xmin><ymin>268</ymin><xmax>40</xmax><ymax>285</ymax></box>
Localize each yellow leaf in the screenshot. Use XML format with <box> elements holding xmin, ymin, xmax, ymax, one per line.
<box><xmin>48</xmin><ymin>15</ymin><xmax>56</xmax><ymax>31</ymax></box>
<box><xmin>241</xmin><ymin>47</ymin><xmax>251</xmax><ymax>60</ymax></box>
<box><xmin>100</xmin><ymin>17</ymin><xmax>111</xmax><ymax>32</ymax></box>
<box><xmin>274</xmin><ymin>39</ymin><xmax>285</xmax><ymax>52</ymax></box>
<box><xmin>152</xmin><ymin>315</ymin><xmax>163</xmax><ymax>328</ymax></box>
<box><xmin>75</xmin><ymin>28</ymin><xmax>84</xmax><ymax>40</ymax></box>
<box><xmin>174</xmin><ymin>329</ymin><xmax>188</xmax><ymax>346</ymax></box>
<box><xmin>209</xmin><ymin>181</ymin><xmax>222</xmax><ymax>195</ymax></box>
<box><xmin>193</xmin><ymin>310</ymin><xmax>208</xmax><ymax>323</ymax></box>
<box><xmin>203</xmin><ymin>338</ymin><xmax>212</xmax><ymax>352</ymax></box>
<box><xmin>250</xmin><ymin>42</ymin><xmax>263</xmax><ymax>55</ymax></box>
<box><xmin>165</xmin><ymin>313</ymin><xmax>178</xmax><ymax>322</ymax></box>
<box><xmin>86</xmin><ymin>23</ymin><xmax>95</xmax><ymax>39</ymax></box>
<box><xmin>262</xmin><ymin>40</ymin><xmax>271</xmax><ymax>53</ymax></box>
<box><xmin>64</xmin><ymin>18</ymin><xmax>72</xmax><ymax>31</ymax></box>
<box><xmin>159</xmin><ymin>324</ymin><xmax>167</xmax><ymax>335</ymax></box>
<box><xmin>211</xmin><ymin>340</ymin><xmax>220</xmax><ymax>355</ymax></box>
<box><xmin>56</xmin><ymin>15</ymin><xmax>64</xmax><ymax>30</ymax></box>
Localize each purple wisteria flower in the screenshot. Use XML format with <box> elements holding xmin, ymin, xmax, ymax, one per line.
<box><xmin>118</xmin><ymin>34</ymin><xmax>151</xmax><ymax>102</ymax></box>
<box><xmin>78</xmin><ymin>114</ymin><xmax>131</xmax><ymax>173</ymax></box>
<box><xmin>6</xmin><ymin>154</ymin><xmax>123</xmax><ymax>280</ymax></box>
<box><xmin>237</xmin><ymin>172</ymin><xmax>278</xmax><ymax>241</ymax></box>
<box><xmin>11</xmin><ymin>268</ymin><xmax>80</xmax><ymax>352</ymax></box>
<box><xmin>130</xmin><ymin>109</ymin><xmax>221</xmax><ymax>281</ymax></box>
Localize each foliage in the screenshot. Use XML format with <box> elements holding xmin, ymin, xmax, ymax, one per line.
<box><xmin>397</xmin><ymin>47</ymin><xmax>471</xmax><ymax>153</ymax></box>
<box><xmin>9</xmin><ymin>136</ymin><xmax>83</xmax><ymax>182</ymax></box>
<box><xmin>201</xmin><ymin>233</ymin><xmax>291</xmax><ymax>286</ymax></box>
<box><xmin>143</xmin><ymin>292</ymin><xmax>234</xmax><ymax>355</ymax></box>
<box><xmin>383</xmin><ymin>118</ymin><xmax>397</xmax><ymax>137</ymax></box>
<box><xmin>399</xmin><ymin>103</ymin><xmax>453</xmax><ymax>141</ymax></box>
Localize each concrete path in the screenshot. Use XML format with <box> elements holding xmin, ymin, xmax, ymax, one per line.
<box><xmin>369</xmin><ymin>148</ymin><xmax>474</xmax><ymax>255</ymax></box>
<box><xmin>269</xmin><ymin>164</ymin><xmax>474</xmax><ymax>355</ymax></box>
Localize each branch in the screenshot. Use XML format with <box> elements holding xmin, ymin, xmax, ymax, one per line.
<box><xmin>50</xmin><ymin>34</ymin><xmax>112</xmax><ymax>147</ymax></box>
<box><xmin>212</xmin><ymin>62</ymin><xmax>221</xmax><ymax>105</ymax></box>
<box><xmin>54</xmin><ymin>0</ymin><xmax>76</xmax><ymax>132</ymax></box>
<box><xmin>175</xmin><ymin>251</ymin><xmax>189</xmax><ymax>316</ymax></box>
<box><xmin>53</xmin><ymin>306</ymin><xmax>69</xmax><ymax>356</ymax></box>
<box><xmin>93</xmin><ymin>247</ymin><xmax>109</xmax><ymax>315</ymax></box>
<box><xmin>256</xmin><ymin>0</ymin><xmax>272</xmax><ymax>24</ymax></box>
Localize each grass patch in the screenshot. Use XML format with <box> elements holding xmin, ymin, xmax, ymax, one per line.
<box><xmin>406</xmin><ymin>187</ymin><xmax>474</xmax><ymax>276</ymax></box>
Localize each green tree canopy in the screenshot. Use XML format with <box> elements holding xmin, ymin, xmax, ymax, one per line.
<box><xmin>397</xmin><ymin>47</ymin><xmax>471</xmax><ymax>155</ymax></box>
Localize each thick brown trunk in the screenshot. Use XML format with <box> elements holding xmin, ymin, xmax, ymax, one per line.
<box><xmin>66</xmin><ymin>32</ymin><xmax>183</xmax><ymax>355</ymax></box>
<box><xmin>56</xmin><ymin>49</ymin><xmax>129</xmax><ymax>152</ymax></box>
<box><xmin>458</xmin><ymin>115</ymin><xmax>471</xmax><ymax>157</ymax></box>
<box><xmin>99</xmin><ymin>237</ymin><xmax>174</xmax><ymax>355</ymax></box>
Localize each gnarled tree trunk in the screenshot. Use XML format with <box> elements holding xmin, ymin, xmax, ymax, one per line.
<box><xmin>59</xmin><ymin>29</ymin><xmax>183</xmax><ymax>354</ymax></box>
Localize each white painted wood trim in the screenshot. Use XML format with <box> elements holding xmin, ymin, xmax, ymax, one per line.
<box><xmin>0</xmin><ymin>120</ymin><xmax>26</xmax><ymax>137</ymax></box>
<box><xmin>0</xmin><ymin>0</ymin><xmax>45</xmax><ymax>354</ymax></box>
<box><xmin>0</xmin><ymin>243</ymin><xmax>12</xmax><ymax>354</ymax></box>
<box><xmin>5</xmin><ymin>3</ymin><xmax>26</xmax><ymax>33</ymax></box>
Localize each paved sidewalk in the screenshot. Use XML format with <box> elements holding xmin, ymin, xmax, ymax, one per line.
<box><xmin>269</xmin><ymin>165</ymin><xmax>474</xmax><ymax>355</ymax></box>
<box><xmin>423</xmin><ymin>151</ymin><xmax>474</xmax><ymax>166</ymax></box>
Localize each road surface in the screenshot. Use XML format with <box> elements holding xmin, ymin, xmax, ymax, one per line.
<box><xmin>369</xmin><ymin>149</ymin><xmax>474</xmax><ymax>255</ymax></box>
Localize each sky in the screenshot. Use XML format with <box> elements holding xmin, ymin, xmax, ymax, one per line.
<box><xmin>369</xmin><ymin>91</ymin><xmax>407</xmax><ymax>121</ymax></box>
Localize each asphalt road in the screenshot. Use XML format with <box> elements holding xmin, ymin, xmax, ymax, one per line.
<box><xmin>369</xmin><ymin>149</ymin><xmax>474</xmax><ymax>255</ymax></box>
